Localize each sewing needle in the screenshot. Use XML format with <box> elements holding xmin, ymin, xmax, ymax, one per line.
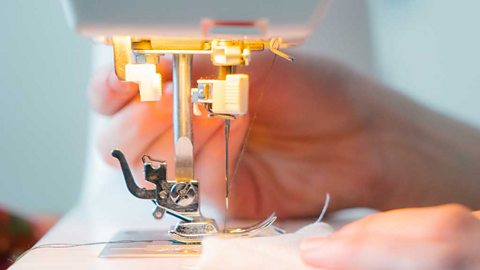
<box><xmin>224</xmin><ymin>119</ymin><xmax>231</xmax><ymax>210</ymax></box>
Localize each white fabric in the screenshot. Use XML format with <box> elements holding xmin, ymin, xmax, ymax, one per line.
<box><xmin>197</xmin><ymin>222</ymin><xmax>334</xmax><ymax>270</ymax></box>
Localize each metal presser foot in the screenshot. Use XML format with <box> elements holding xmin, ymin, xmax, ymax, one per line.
<box><xmin>111</xmin><ymin>150</ymin><xmax>276</xmax><ymax>244</ymax></box>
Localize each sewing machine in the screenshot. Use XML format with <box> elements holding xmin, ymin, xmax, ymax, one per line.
<box><xmin>6</xmin><ymin>2</ymin><xmax>387</xmax><ymax>269</ymax></box>
<box><xmin>63</xmin><ymin>0</ymin><xmax>327</xmax><ymax>246</ymax></box>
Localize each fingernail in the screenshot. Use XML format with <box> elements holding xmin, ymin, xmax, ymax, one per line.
<box><xmin>108</xmin><ymin>70</ymin><xmax>135</xmax><ymax>92</ymax></box>
<box><xmin>300</xmin><ymin>236</ymin><xmax>327</xmax><ymax>252</ymax></box>
<box><xmin>300</xmin><ymin>237</ymin><xmax>333</xmax><ymax>266</ymax></box>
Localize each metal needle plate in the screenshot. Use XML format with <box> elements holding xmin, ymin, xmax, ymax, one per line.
<box><xmin>100</xmin><ymin>214</ymin><xmax>277</xmax><ymax>257</ymax></box>
<box><xmin>99</xmin><ymin>230</ymin><xmax>201</xmax><ymax>258</ymax></box>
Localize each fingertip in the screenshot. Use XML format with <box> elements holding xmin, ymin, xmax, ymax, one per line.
<box><xmin>96</xmin><ymin>139</ymin><xmax>142</xmax><ymax>171</ymax></box>
<box><xmin>300</xmin><ymin>242</ymin><xmax>326</xmax><ymax>267</ymax></box>
<box><xmin>88</xmin><ymin>66</ymin><xmax>138</xmax><ymax>116</ymax></box>
<box><xmin>300</xmin><ymin>236</ymin><xmax>352</xmax><ymax>268</ymax></box>
<box><xmin>107</xmin><ymin>68</ymin><xmax>138</xmax><ymax>94</ymax></box>
<box><xmin>95</xmin><ymin>125</ymin><xmax>131</xmax><ymax>169</ymax></box>
<box><xmin>300</xmin><ymin>236</ymin><xmax>327</xmax><ymax>250</ymax></box>
<box><xmin>95</xmin><ymin>133</ymin><xmax>121</xmax><ymax>168</ymax></box>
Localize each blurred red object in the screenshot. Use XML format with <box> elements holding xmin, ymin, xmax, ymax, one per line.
<box><xmin>0</xmin><ymin>207</ymin><xmax>57</xmax><ymax>269</ymax></box>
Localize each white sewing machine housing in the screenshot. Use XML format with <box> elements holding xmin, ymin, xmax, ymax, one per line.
<box><xmin>63</xmin><ymin>0</ymin><xmax>323</xmax><ymax>43</ymax></box>
<box><xmin>63</xmin><ymin>0</ymin><xmax>327</xmax><ymax>244</ymax></box>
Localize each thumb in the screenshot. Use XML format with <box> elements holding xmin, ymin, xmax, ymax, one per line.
<box><xmin>88</xmin><ymin>60</ymin><xmax>172</xmax><ymax>115</ymax></box>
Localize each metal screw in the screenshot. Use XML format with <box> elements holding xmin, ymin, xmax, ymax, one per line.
<box><xmin>170</xmin><ymin>183</ymin><xmax>196</xmax><ymax>207</ymax></box>
<box><xmin>205</xmin><ymin>224</ymin><xmax>215</xmax><ymax>233</ymax></box>
<box><xmin>159</xmin><ymin>190</ymin><xmax>168</xmax><ymax>200</ymax></box>
<box><xmin>152</xmin><ymin>206</ymin><xmax>165</xmax><ymax>219</ymax></box>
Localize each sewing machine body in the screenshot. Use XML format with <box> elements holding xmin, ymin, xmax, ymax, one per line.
<box><xmin>63</xmin><ymin>0</ymin><xmax>322</xmax><ymax>43</ymax></box>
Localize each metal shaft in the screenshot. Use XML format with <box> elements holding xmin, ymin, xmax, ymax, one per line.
<box><xmin>173</xmin><ymin>54</ymin><xmax>194</xmax><ymax>182</ymax></box>
<box><xmin>218</xmin><ymin>66</ymin><xmax>236</xmax><ymax>79</ymax></box>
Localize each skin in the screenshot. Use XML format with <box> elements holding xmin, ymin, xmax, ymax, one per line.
<box><xmin>301</xmin><ymin>205</ymin><xmax>480</xmax><ymax>270</ymax></box>
<box><xmin>88</xmin><ymin>52</ymin><xmax>480</xmax><ymax>269</ymax></box>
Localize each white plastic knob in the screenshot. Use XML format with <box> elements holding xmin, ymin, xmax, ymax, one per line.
<box><xmin>125</xmin><ymin>64</ymin><xmax>162</xmax><ymax>102</ymax></box>
<box><xmin>212</xmin><ymin>74</ymin><xmax>249</xmax><ymax>115</ymax></box>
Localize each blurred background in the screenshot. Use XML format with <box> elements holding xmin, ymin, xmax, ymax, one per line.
<box><xmin>0</xmin><ymin>0</ymin><xmax>479</xmax><ymax>217</ymax></box>
<box><xmin>0</xmin><ymin>1</ymin><xmax>91</xmax><ymax>215</ymax></box>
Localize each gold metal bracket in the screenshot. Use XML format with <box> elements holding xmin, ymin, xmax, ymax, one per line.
<box><xmin>111</xmin><ymin>36</ymin><xmax>294</xmax><ymax>81</ymax></box>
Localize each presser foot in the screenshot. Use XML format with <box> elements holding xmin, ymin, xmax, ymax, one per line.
<box><xmin>169</xmin><ymin>218</ymin><xmax>219</xmax><ymax>243</ymax></box>
<box><xmin>169</xmin><ymin>213</ymin><xmax>278</xmax><ymax>243</ymax></box>
<box><xmin>112</xmin><ymin>149</ymin><xmax>278</xmax><ymax>244</ymax></box>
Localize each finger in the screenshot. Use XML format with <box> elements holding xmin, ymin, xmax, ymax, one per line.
<box><xmin>88</xmin><ymin>65</ymin><xmax>138</xmax><ymax>115</ymax></box>
<box><xmin>96</xmin><ymin>54</ymin><xmax>212</xmax><ymax>166</ymax></box>
<box><xmin>136</xmin><ymin>110</ymin><xmax>245</xmax><ymax>175</ymax></box>
<box><xmin>138</xmin><ymin>114</ymin><xmax>226</xmax><ymax>180</ymax></box>
<box><xmin>136</xmin><ymin>116</ymin><xmax>248</xmax><ymax>227</ymax></box>
<box><xmin>99</xmin><ymin>52</ymin><xmax>242</xmax><ymax>171</ymax></box>
<box><xmin>142</xmin><ymin>128</ymin><xmax>175</xmax><ymax>180</ymax></box>
<box><xmin>192</xmin><ymin>112</ymin><xmax>224</xmax><ymax>155</ymax></box>
<box><xmin>473</xmin><ymin>211</ymin><xmax>480</xmax><ymax>219</ymax></box>
<box><xmin>301</xmin><ymin>234</ymin><xmax>462</xmax><ymax>270</ymax></box>
<box><xmin>88</xmin><ymin>60</ymin><xmax>172</xmax><ymax>115</ymax></box>
<box><xmin>335</xmin><ymin>204</ymin><xmax>476</xmax><ymax>240</ymax></box>
<box><xmin>89</xmin><ymin>52</ymin><xmax>271</xmax><ymax>117</ymax></box>
<box><xmin>97</xmin><ymin>83</ymin><xmax>173</xmax><ymax>168</ymax></box>
<box><xmin>194</xmin><ymin>116</ymin><xmax>250</xmax><ymax>214</ymax></box>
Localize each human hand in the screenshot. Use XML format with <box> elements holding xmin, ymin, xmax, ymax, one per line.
<box><xmin>89</xmin><ymin>53</ymin><xmax>384</xmax><ymax>218</ymax></box>
<box><xmin>301</xmin><ymin>204</ymin><xmax>480</xmax><ymax>270</ymax></box>
<box><xmin>88</xmin><ymin>52</ymin><xmax>480</xmax><ymax>219</ymax></box>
